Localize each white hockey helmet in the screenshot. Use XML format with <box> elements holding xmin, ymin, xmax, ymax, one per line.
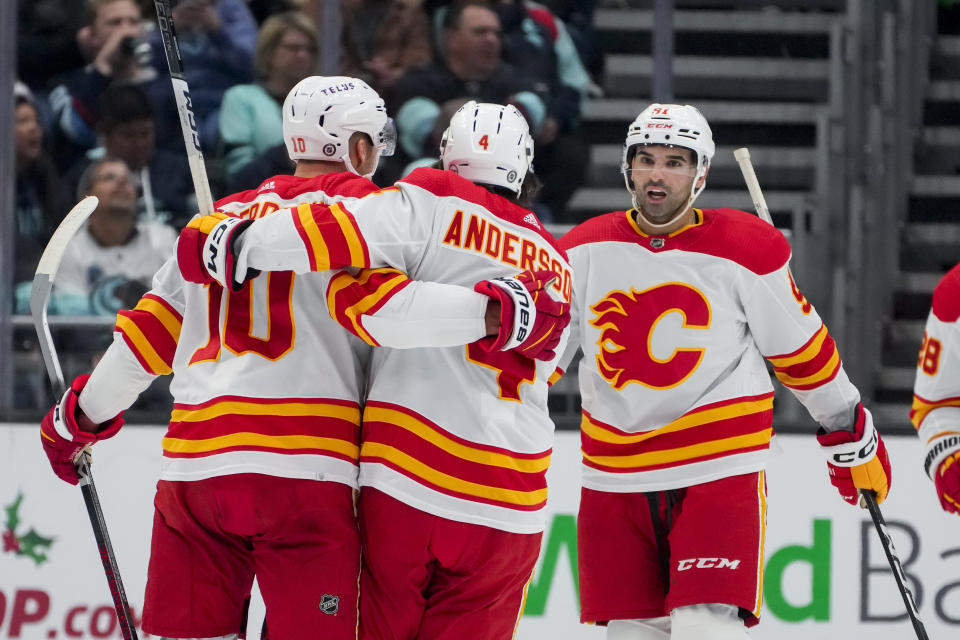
<box><xmin>621</xmin><ymin>103</ymin><xmax>715</xmax><ymax>207</ymax></box>
<box><xmin>439</xmin><ymin>101</ymin><xmax>534</xmax><ymax>195</ymax></box>
<box><xmin>282</xmin><ymin>75</ymin><xmax>396</xmax><ymax>177</ymax></box>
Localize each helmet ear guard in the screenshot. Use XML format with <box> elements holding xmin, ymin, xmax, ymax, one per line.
<box><xmin>439</xmin><ymin>101</ymin><xmax>534</xmax><ymax>195</ymax></box>
<box><xmin>282</xmin><ymin>75</ymin><xmax>393</xmax><ymax>177</ymax></box>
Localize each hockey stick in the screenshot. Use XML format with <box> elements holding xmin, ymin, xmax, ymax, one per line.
<box><xmin>30</xmin><ymin>197</ymin><xmax>140</xmax><ymax>640</ymax></box>
<box><xmin>733</xmin><ymin>148</ymin><xmax>773</xmax><ymax>225</ymax></box>
<box><xmin>152</xmin><ymin>0</ymin><xmax>215</xmax><ymax>215</ymax></box>
<box><xmin>862</xmin><ymin>490</ymin><xmax>930</xmax><ymax>640</ymax></box>
<box><xmin>735</xmin><ymin>148</ymin><xmax>931</xmax><ymax>639</ymax></box>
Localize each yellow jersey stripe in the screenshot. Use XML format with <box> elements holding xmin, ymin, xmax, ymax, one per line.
<box><xmin>582</xmin><ymin>428</ymin><xmax>773</xmax><ymax>468</ymax></box>
<box><xmin>297</xmin><ymin>203</ymin><xmax>330</xmax><ymax>270</ymax></box>
<box><xmin>116</xmin><ymin>315</ymin><xmax>171</xmax><ymax>374</ymax></box>
<box><xmin>163</xmin><ymin>433</ymin><xmax>359</xmax><ymax>457</ymax></box>
<box><xmin>582</xmin><ymin>396</ymin><xmax>774</xmax><ymax>445</ymax></box>
<box><xmin>364</xmin><ymin>405</ymin><xmax>551</xmax><ymax>473</ymax></box>
<box><xmin>171</xmin><ymin>400</ymin><xmax>361</xmax><ymax>423</ymax></box>
<box><xmin>774</xmin><ymin>350</ymin><xmax>840</xmax><ymax>387</ymax></box>
<box><xmin>137</xmin><ymin>297</ymin><xmax>182</xmax><ymax>341</ymax></box>
<box><xmin>361</xmin><ymin>442</ymin><xmax>548</xmax><ymax>506</ymax></box>
<box><xmin>330</xmin><ymin>202</ymin><xmax>365</xmax><ymax>266</ymax></box>
<box><xmin>767</xmin><ymin>325</ymin><xmax>829</xmax><ymax>368</ymax></box>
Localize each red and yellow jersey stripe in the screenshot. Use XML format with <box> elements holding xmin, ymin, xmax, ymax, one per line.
<box><xmin>115</xmin><ymin>294</ymin><xmax>183</xmax><ymax>375</ymax></box>
<box><xmin>361</xmin><ymin>400</ymin><xmax>552</xmax><ymax>511</ymax></box>
<box><xmin>580</xmin><ymin>393</ymin><xmax>774</xmax><ymax>474</ymax></box>
<box><xmin>292</xmin><ymin>202</ymin><xmax>370</xmax><ymax>271</ymax></box>
<box><xmin>163</xmin><ymin>396</ymin><xmax>361</xmax><ymax>464</ymax></box>
<box><xmin>766</xmin><ymin>324</ymin><xmax>842</xmax><ymax>391</ymax></box>
<box><xmin>326</xmin><ymin>268</ymin><xmax>413</xmax><ymax>346</ymax></box>
<box><xmin>910</xmin><ymin>393</ymin><xmax>960</xmax><ymax>431</ymax></box>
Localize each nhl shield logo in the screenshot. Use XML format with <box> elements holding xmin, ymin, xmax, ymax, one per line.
<box><xmin>323</xmin><ymin>143</ymin><xmax>337</xmax><ymax>156</ymax></box>
<box><xmin>319</xmin><ymin>594</ymin><xmax>340</xmax><ymax>615</ymax></box>
<box><xmin>650</xmin><ymin>237</ymin><xmax>665</xmax><ymax>249</ymax></box>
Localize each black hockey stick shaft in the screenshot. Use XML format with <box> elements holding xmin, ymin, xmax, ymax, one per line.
<box><xmin>31</xmin><ymin>198</ymin><xmax>140</xmax><ymax>639</ymax></box>
<box><xmin>153</xmin><ymin>0</ymin><xmax>215</xmax><ymax>214</ymax></box>
<box><xmin>78</xmin><ymin>458</ymin><xmax>140</xmax><ymax>639</ymax></box>
<box><xmin>861</xmin><ymin>490</ymin><xmax>930</xmax><ymax>640</ymax></box>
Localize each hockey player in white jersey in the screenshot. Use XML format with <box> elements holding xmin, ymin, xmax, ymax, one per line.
<box><xmin>176</xmin><ymin>101</ymin><xmax>572</xmax><ymax>640</ymax></box>
<box><xmin>910</xmin><ymin>262</ymin><xmax>960</xmax><ymax>517</ymax></box>
<box><xmin>555</xmin><ymin>103</ymin><xmax>892</xmax><ymax>640</ymax></box>
<box><xmin>38</xmin><ymin>78</ymin><xmax>556</xmax><ymax>640</ymax></box>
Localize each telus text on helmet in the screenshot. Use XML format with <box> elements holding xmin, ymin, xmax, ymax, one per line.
<box><xmin>318</xmin><ymin>82</ymin><xmax>357</xmax><ymax>96</ymax></box>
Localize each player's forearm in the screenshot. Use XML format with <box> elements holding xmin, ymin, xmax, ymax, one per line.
<box><xmin>78</xmin><ymin>337</ymin><xmax>159</xmax><ymax>424</ymax></box>
<box><xmin>362</xmin><ymin>281</ymin><xmax>490</xmax><ymax>348</ymax></box>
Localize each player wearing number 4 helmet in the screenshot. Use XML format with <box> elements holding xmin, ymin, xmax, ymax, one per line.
<box><xmin>911</xmin><ymin>262</ymin><xmax>960</xmax><ymax>518</ymax></box>
<box><xmin>553</xmin><ymin>103</ymin><xmax>892</xmax><ymax>640</ymax></box>
<box><xmin>40</xmin><ymin>79</ymin><xmax>562</xmax><ymax>640</ymax></box>
<box><xmin>176</xmin><ymin>100</ymin><xmax>572</xmax><ymax>639</ymax></box>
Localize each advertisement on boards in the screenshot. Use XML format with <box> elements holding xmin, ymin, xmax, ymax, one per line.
<box><xmin>2</xmin><ymin>425</ymin><xmax>958</xmax><ymax>639</ymax></box>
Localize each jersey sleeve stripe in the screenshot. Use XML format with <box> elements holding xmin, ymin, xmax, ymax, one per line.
<box><xmin>115</xmin><ymin>313</ymin><xmax>175</xmax><ymax>375</ymax></box>
<box><xmin>773</xmin><ymin>349</ymin><xmax>841</xmax><ymax>389</ymax></box>
<box><xmin>548</xmin><ymin>368</ymin><xmax>563</xmax><ymax>386</ymax></box>
<box><xmin>330</xmin><ymin>202</ymin><xmax>369</xmax><ymax>267</ymax></box>
<box><xmin>910</xmin><ymin>394</ymin><xmax>960</xmax><ymax>430</ymax></box>
<box><xmin>293</xmin><ymin>202</ymin><xmax>329</xmax><ymax>271</ymax></box>
<box><xmin>766</xmin><ymin>324</ymin><xmax>828</xmax><ymax>367</ymax></box>
<box><xmin>138</xmin><ymin>294</ymin><xmax>183</xmax><ymax>336</ymax></box>
<box><xmin>327</xmin><ymin>268</ymin><xmax>412</xmax><ymax>346</ymax></box>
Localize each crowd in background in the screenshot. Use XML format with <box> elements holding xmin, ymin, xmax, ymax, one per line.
<box><xmin>13</xmin><ymin>0</ymin><xmax>600</xmax><ymax>322</ymax></box>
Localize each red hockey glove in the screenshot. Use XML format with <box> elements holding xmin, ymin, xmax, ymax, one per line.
<box><xmin>40</xmin><ymin>375</ymin><xmax>124</xmax><ymax>485</ymax></box>
<box><xmin>816</xmin><ymin>403</ymin><xmax>891</xmax><ymax>506</ymax></box>
<box><xmin>177</xmin><ymin>212</ymin><xmax>257</xmax><ymax>291</ymax></box>
<box><xmin>474</xmin><ymin>269</ymin><xmax>570</xmax><ymax>361</ymax></box>
<box><xmin>922</xmin><ymin>432</ymin><xmax>960</xmax><ymax>515</ymax></box>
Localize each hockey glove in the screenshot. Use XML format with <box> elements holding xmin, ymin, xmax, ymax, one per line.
<box><xmin>922</xmin><ymin>432</ymin><xmax>960</xmax><ymax>515</ymax></box>
<box><xmin>474</xmin><ymin>269</ymin><xmax>570</xmax><ymax>361</ymax></box>
<box><xmin>177</xmin><ymin>213</ymin><xmax>257</xmax><ymax>291</ymax></box>
<box><xmin>816</xmin><ymin>403</ymin><xmax>891</xmax><ymax>506</ymax></box>
<box><xmin>40</xmin><ymin>375</ymin><xmax>124</xmax><ymax>485</ymax></box>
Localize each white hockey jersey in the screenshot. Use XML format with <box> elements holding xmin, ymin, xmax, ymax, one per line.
<box><xmin>911</xmin><ymin>262</ymin><xmax>960</xmax><ymax>474</ymax></box>
<box><xmin>558</xmin><ymin>208</ymin><xmax>861</xmax><ymax>493</ymax></box>
<box><xmin>237</xmin><ymin>167</ymin><xmax>573</xmax><ymax>533</ymax></box>
<box><xmin>80</xmin><ymin>172</ymin><xmax>488</xmax><ymax>487</ymax></box>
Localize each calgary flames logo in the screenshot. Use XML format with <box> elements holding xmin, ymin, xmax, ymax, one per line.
<box><xmin>589</xmin><ymin>282</ymin><xmax>711</xmax><ymax>389</ymax></box>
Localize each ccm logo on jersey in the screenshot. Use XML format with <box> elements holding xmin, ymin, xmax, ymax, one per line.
<box><xmin>442</xmin><ymin>209</ymin><xmax>572</xmax><ymax>302</ymax></box>
<box><xmin>677</xmin><ymin>557</ymin><xmax>741</xmax><ymax>571</ymax></box>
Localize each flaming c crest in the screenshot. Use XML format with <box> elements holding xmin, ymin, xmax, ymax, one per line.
<box><xmin>589</xmin><ymin>283</ymin><xmax>711</xmax><ymax>389</ymax></box>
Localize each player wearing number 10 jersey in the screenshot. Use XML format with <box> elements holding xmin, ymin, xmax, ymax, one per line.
<box><xmin>178</xmin><ymin>101</ymin><xmax>573</xmax><ymax>640</ymax></box>
<box><xmin>38</xmin><ymin>77</ymin><xmax>514</xmax><ymax>640</ymax></box>
<box><xmin>555</xmin><ymin>104</ymin><xmax>891</xmax><ymax>640</ymax></box>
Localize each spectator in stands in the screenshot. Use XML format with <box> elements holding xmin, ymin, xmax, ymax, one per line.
<box><xmin>147</xmin><ymin>0</ymin><xmax>257</xmax><ymax>151</ymax></box>
<box><xmin>391</xmin><ymin>3</ymin><xmax>546</xmax><ymax>181</ymax></box>
<box><xmin>46</xmin><ymin>0</ymin><xmax>178</xmax><ymax>171</ymax></box>
<box><xmin>65</xmin><ymin>85</ymin><xmax>195</xmax><ymax>229</ymax></box>
<box><xmin>219</xmin><ymin>11</ymin><xmax>317</xmax><ymax>184</ymax></box>
<box><xmin>493</xmin><ymin>0</ymin><xmax>590</xmax><ymax>219</ymax></box>
<box><xmin>17</xmin><ymin>0</ymin><xmax>87</xmax><ymax>93</ymax></box>
<box><xmin>340</xmin><ymin>0</ymin><xmax>433</xmax><ymax>102</ymax></box>
<box><xmin>52</xmin><ymin>158</ymin><xmax>176</xmax><ymax>316</ymax></box>
<box><xmin>13</xmin><ymin>82</ymin><xmax>68</xmax><ymax>313</ymax></box>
